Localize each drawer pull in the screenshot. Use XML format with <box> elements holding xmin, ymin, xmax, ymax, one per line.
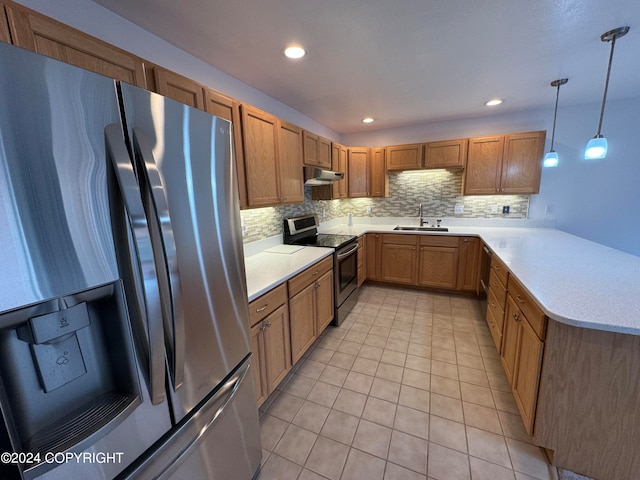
<box><xmin>490</xmin><ymin>303</ymin><xmax>496</xmax><ymax>308</ymax></box>
<box><xmin>256</xmin><ymin>304</ymin><xmax>268</xmax><ymax>313</ymax></box>
<box><xmin>312</xmin><ymin>270</ymin><xmax>319</xmax><ymax>275</ymax></box>
<box><xmin>516</xmin><ymin>295</ymin><xmax>525</xmax><ymax>304</ymax></box>
<box><xmin>493</xmin><ymin>265</ymin><xmax>501</xmax><ymax>271</ymax></box>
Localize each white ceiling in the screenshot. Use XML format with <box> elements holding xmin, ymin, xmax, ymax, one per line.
<box><xmin>93</xmin><ymin>0</ymin><xmax>640</xmax><ymax>134</ymax></box>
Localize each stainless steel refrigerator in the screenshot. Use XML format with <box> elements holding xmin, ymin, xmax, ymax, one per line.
<box><xmin>0</xmin><ymin>42</ymin><xmax>261</xmax><ymax>479</ymax></box>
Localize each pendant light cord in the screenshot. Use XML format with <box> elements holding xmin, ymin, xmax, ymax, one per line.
<box><xmin>596</xmin><ymin>37</ymin><xmax>617</xmax><ymax>137</ymax></box>
<box><xmin>550</xmin><ymin>84</ymin><xmax>560</xmax><ymax>151</ymax></box>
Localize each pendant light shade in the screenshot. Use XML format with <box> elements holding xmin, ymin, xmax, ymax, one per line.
<box><xmin>584</xmin><ymin>26</ymin><xmax>630</xmax><ymax>160</ymax></box>
<box><xmin>543</xmin><ymin>78</ymin><xmax>568</xmax><ymax>168</ymax></box>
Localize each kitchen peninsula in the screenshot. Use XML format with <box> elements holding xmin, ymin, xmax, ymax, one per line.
<box><xmin>244</xmin><ymin>220</ymin><xmax>640</xmax><ymax>480</ymax></box>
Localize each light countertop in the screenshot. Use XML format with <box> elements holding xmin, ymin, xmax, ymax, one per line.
<box><xmin>319</xmin><ymin>222</ymin><xmax>640</xmax><ymax>336</ymax></box>
<box><xmin>243</xmin><ymin>219</ymin><xmax>640</xmax><ymax>335</ymax></box>
<box><xmin>245</xmin><ymin>246</ymin><xmax>333</xmax><ymax>302</ymax></box>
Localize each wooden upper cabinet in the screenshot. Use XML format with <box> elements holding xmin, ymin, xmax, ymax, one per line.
<box><xmin>303</xmin><ymin>130</ymin><xmax>331</xmax><ymax>169</ymax></box>
<box><xmin>463</xmin><ymin>131</ymin><xmax>545</xmax><ymax>195</ymax></box>
<box><xmin>240</xmin><ymin>105</ymin><xmax>304</xmax><ymax>208</ymax></box>
<box><xmin>204</xmin><ymin>87</ymin><xmax>248</xmax><ymax>209</ymax></box>
<box><xmin>154</xmin><ymin>67</ymin><xmax>204</xmax><ymax>109</ymax></box>
<box><xmin>5</xmin><ymin>2</ymin><xmax>146</xmax><ymax>87</ymax></box>
<box><xmin>1</xmin><ymin>3</ymin><xmax>10</xmax><ymax>43</ymax></box>
<box><xmin>334</xmin><ymin>143</ymin><xmax>348</xmax><ymax>198</ymax></box>
<box><xmin>348</xmin><ymin>147</ymin><xmax>370</xmax><ymax>197</ymax></box>
<box><xmin>277</xmin><ymin>120</ymin><xmax>304</xmax><ymax>204</ymax></box>
<box><xmin>370</xmin><ymin>147</ymin><xmax>387</xmax><ymax>197</ymax></box>
<box><xmin>500</xmin><ymin>131</ymin><xmax>545</xmax><ymax>194</ymax></box>
<box><xmin>386</xmin><ymin>143</ymin><xmax>423</xmax><ymax>171</ymax></box>
<box><xmin>425</xmin><ymin>138</ymin><xmax>468</xmax><ymax>169</ymax></box>
<box><xmin>241</xmin><ymin>105</ymin><xmax>280</xmax><ymax>207</ymax></box>
<box><xmin>463</xmin><ymin>136</ymin><xmax>505</xmax><ymax>195</ymax></box>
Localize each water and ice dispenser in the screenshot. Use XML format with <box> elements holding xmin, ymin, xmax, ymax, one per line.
<box><xmin>0</xmin><ymin>281</ymin><xmax>141</xmax><ymax>478</ymax></box>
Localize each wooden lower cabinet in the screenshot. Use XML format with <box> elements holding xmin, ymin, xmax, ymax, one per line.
<box><xmin>357</xmin><ymin>236</ymin><xmax>366</xmax><ymax>286</ymax></box>
<box><xmin>417</xmin><ymin>236</ymin><xmax>459</xmax><ymax>288</ymax></box>
<box><xmin>367</xmin><ymin>233</ymin><xmax>480</xmax><ymax>293</ymax></box>
<box><xmin>249</xmin><ymin>286</ymin><xmax>291</xmax><ymax>407</ymax></box>
<box><xmin>501</xmin><ymin>292</ymin><xmax>545</xmax><ymax>435</ymax></box>
<box><xmin>512</xmin><ymin>314</ymin><xmax>544</xmax><ymax>433</ymax></box>
<box><xmin>380</xmin><ymin>234</ymin><xmax>418</xmax><ymax>285</ymax></box>
<box><xmin>288</xmin><ymin>257</ymin><xmax>334</xmax><ymax>363</ymax></box>
<box><xmin>365</xmin><ymin>233</ymin><xmax>381</xmax><ymax>281</ymax></box>
<box><xmin>457</xmin><ymin>237</ymin><xmax>480</xmax><ymax>291</ymax></box>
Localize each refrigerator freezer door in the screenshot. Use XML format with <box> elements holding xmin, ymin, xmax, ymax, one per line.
<box><xmin>0</xmin><ymin>42</ymin><xmax>121</xmax><ymax>314</ymax></box>
<box><xmin>119</xmin><ymin>84</ymin><xmax>253</xmax><ymax>419</ymax></box>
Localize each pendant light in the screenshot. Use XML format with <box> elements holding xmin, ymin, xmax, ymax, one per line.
<box><xmin>543</xmin><ymin>78</ymin><xmax>568</xmax><ymax>168</ymax></box>
<box><xmin>584</xmin><ymin>26</ymin><xmax>630</xmax><ymax>160</ymax></box>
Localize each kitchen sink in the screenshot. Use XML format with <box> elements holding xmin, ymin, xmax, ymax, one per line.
<box><xmin>393</xmin><ymin>226</ymin><xmax>449</xmax><ymax>232</ymax></box>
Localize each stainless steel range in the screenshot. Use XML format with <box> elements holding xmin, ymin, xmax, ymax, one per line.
<box><xmin>284</xmin><ymin>214</ymin><xmax>359</xmax><ymax>326</ymax></box>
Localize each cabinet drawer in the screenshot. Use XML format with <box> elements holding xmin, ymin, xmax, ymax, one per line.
<box><xmin>488</xmin><ymin>269</ymin><xmax>507</xmax><ymax>308</ymax></box>
<box><xmin>490</xmin><ymin>256</ymin><xmax>509</xmax><ymax>286</ymax></box>
<box><xmin>486</xmin><ymin>306</ymin><xmax>503</xmax><ymax>352</ymax></box>
<box><xmin>288</xmin><ymin>256</ymin><xmax>333</xmax><ymax>298</ymax></box>
<box><xmin>382</xmin><ymin>234</ymin><xmax>419</xmax><ymax>246</ymax></box>
<box><xmin>487</xmin><ymin>288</ymin><xmax>505</xmax><ymax>332</ymax></box>
<box><xmin>419</xmin><ymin>235</ymin><xmax>459</xmax><ymax>248</ymax></box>
<box><xmin>508</xmin><ymin>278</ymin><xmax>547</xmax><ymax>339</ymax></box>
<box><xmin>249</xmin><ymin>283</ymin><xmax>286</xmax><ymax>327</ymax></box>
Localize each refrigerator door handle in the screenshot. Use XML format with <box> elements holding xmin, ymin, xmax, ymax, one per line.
<box><xmin>132</xmin><ymin>127</ymin><xmax>185</xmax><ymax>389</ymax></box>
<box><xmin>118</xmin><ymin>356</ymin><xmax>253</xmax><ymax>480</ymax></box>
<box><xmin>104</xmin><ymin>124</ymin><xmax>166</xmax><ymax>405</ymax></box>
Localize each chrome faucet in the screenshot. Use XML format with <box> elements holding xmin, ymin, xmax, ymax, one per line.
<box><xmin>418</xmin><ymin>203</ymin><xmax>424</xmax><ymax>226</ymax></box>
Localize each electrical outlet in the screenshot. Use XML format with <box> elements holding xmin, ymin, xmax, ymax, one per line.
<box><xmin>545</xmin><ymin>204</ymin><xmax>553</xmax><ymax>214</ymax></box>
<box><xmin>366</xmin><ymin>206</ymin><xmax>372</xmax><ymax>215</ymax></box>
<box><xmin>490</xmin><ymin>206</ymin><xmax>498</xmax><ymax>214</ymax></box>
<box><xmin>502</xmin><ymin>206</ymin><xmax>510</xmax><ymax>214</ymax></box>
<box><xmin>454</xmin><ymin>204</ymin><xmax>464</xmax><ymax>214</ymax></box>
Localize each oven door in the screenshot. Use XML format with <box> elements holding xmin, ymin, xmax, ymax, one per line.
<box><xmin>335</xmin><ymin>241</ymin><xmax>358</xmax><ymax>308</ymax></box>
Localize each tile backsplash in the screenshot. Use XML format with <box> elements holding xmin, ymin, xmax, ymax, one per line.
<box><xmin>240</xmin><ymin>169</ymin><xmax>529</xmax><ymax>244</ymax></box>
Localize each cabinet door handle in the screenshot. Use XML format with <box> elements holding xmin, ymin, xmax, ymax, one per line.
<box><xmin>516</xmin><ymin>295</ymin><xmax>525</xmax><ymax>304</ymax></box>
<box><xmin>314</xmin><ymin>282</ymin><xmax>320</xmax><ymax>289</ymax></box>
<box><xmin>513</xmin><ymin>313</ymin><xmax>520</xmax><ymax>322</ymax></box>
<box><xmin>256</xmin><ymin>304</ymin><xmax>268</xmax><ymax>313</ymax></box>
<box><xmin>265</xmin><ymin>322</ymin><xmax>272</xmax><ymax>328</ymax></box>
<box><xmin>260</xmin><ymin>323</ymin><xmax>267</xmax><ymax>332</ymax></box>
<box><xmin>493</xmin><ymin>265</ymin><xmax>501</xmax><ymax>271</ymax></box>
<box><xmin>490</xmin><ymin>303</ymin><xmax>496</xmax><ymax>308</ymax></box>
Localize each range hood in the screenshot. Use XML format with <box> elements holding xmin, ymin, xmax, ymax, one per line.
<box><xmin>304</xmin><ymin>166</ymin><xmax>345</xmax><ymax>185</ymax></box>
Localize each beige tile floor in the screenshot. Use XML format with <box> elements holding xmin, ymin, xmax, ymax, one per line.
<box><xmin>257</xmin><ymin>285</ymin><xmax>560</xmax><ymax>480</ymax></box>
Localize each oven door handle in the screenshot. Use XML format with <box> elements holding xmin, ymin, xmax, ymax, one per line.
<box><xmin>336</xmin><ymin>244</ymin><xmax>358</xmax><ymax>259</ymax></box>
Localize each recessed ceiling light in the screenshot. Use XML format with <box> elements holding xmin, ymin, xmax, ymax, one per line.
<box><xmin>485</xmin><ymin>99</ymin><xmax>503</xmax><ymax>106</ymax></box>
<box><xmin>284</xmin><ymin>46</ymin><xmax>306</xmax><ymax>59</ymax></box>
<box><xmin>362</xmin><ymin>117</ymin><xmax>375</xmax><ymax>124</ymax></box>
